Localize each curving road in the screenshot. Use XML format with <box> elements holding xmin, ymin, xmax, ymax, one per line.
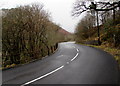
<box><xmin>2</xmin><ymin>42</ymin><xmax>119</xmax><ymax>85</ymax></box>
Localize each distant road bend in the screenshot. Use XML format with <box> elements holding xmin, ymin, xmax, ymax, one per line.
<box><xmin>2</xmin><ymin>42</ymin><xmax>119</xmax><ymax>85</ymax></box>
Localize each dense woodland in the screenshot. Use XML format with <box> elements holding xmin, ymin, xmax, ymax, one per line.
<box><xmin>73</xmin><ymin>0</ymin><xmax>120</xmax><ymax>48</ymax></box>
<box><xmin>2</xmin><ymin>4</ymin><xmax>72</xmax><ymax>68</ymax></box>
<box><xmin>1</xmin><ymin>1</ymin><xmax>120</xmax><ymax>68</ymax></box>
<box><xmin>73</xmin><ymin>0</ymin><xmax>120</xmax><ymax>66</ymax></box>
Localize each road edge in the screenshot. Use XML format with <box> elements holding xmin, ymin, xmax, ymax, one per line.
<box><xmin>2</xmin><ymin>44</ymin><xmax>59</xmax><ymax>71</ymax></box>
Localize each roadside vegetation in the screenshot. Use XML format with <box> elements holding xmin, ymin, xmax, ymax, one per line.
<box><xmin>1</xmin><ymin>4</ymin><xmax>72</xmax><ymax>69</ymax></box>
<box><xmin>73</xmin><ymin>0</ymin><xmax>120</xmax><ymax>67</ymax></box>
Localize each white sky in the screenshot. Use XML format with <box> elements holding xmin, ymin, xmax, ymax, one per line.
<box><xmin>0</xmin><ymin>0</ymin><xmax>84</xmax><ymax>33</ymax></box>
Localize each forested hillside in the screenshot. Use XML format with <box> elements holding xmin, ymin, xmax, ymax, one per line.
<box><xmin>73</xmin><ymin>0</ymin><xmax>120</xmax><ymax>66</ymax></box>
<box><xmin>2</xmin><ymin>4</ymin><xmax>70</xmax><ymax>68</ymax></box>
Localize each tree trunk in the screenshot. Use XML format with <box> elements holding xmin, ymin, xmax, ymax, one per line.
<box><xmin>96</xmin><ymin>11</ymin><xmax>101</xmax><ymax>45</ymax></box>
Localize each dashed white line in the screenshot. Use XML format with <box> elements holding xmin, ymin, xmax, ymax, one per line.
<box><xmin>67</xmin><ymin>62</ymin><xmax>69</xmax><ymax>64</ymax></box>
<box><xmin>76</xmin><ymin>49</ymin><xmax>79</xmax><ymax>52</ymax></box>
<box><xmin>21</xmin><ymin>46</ymin><xmax>79</xmax><ymax>86</ymax></box>
<box><xmin>21</xmin><ymin>65</ymin><xmax>64</xmax><ymax>86</ymax></box>
<box><xmin>71</xmin><ymin>53</ymin><xmax>79</xmax><ymax>62</ymax></box>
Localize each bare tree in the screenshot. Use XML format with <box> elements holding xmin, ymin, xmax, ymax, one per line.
<box><xmin>2</xmin><ymin>4</ymin><xmax>50</xmax><ymax>66</ymax></box>
<box><xmin>2</xmin><ymin>3</ymin><xmax>67</xmax><ymax>67</ymax></box>
<box><xmin>72</xmin><ymin>0</ymin><xmax>120</xmax><ymax>45</ymax></box>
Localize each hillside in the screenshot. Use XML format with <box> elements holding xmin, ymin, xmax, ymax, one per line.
<box><xmin>58</xmin><ymin>29</ymin><xmax>72</xmax><ymax>35</ymax></box>
<box><xmin>57</xmin><ymin>29</ymin><xmax>74</xmax><ymax>42</ymax></box>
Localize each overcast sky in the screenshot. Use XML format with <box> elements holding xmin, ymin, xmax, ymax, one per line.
<box><xmin>0</xmin><ymin>0</ymin><xmax>85</xmax><ymax>33</ymax></box>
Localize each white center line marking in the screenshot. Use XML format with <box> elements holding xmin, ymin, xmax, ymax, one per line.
<box><xmin>21</xmin><ymin>65</ymin><xmax>64</xmax><ymax>86</ymax></box>
<box><xmin>21</xmin><ymin>46</ymin><xmax>79</xmax><ymax>86</ymax></box>
<box><xmin>71</xmin><ymin>53</ymin><xmax>79</xmax><ymax>62</ymax></box>
<box><xmin>76</xmin><ymin>49</ymin><xmax>79</xmax><ymax>52</ymax></box>
<box><xmin>67</xmin><ymin>62</ymin><xmax>69</xmax><ymax>64</ymax></box>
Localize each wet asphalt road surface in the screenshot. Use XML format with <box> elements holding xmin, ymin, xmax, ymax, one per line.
<box><xmin>2</xmin><ymin>42</ymin><xmax>119</xmax><ymax>85</ymax></box>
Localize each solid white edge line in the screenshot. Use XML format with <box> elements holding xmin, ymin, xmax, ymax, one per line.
<box><xmin>21</xmin><ymin>65</ymin><xmax>64</xmax><ymax>86</ymax></box>
<box><xmin>71</xmin><ymin>53</ymin><xmax>79</xmax><ymax>62</ymax></box>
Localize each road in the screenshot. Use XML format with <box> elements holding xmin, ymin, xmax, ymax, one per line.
<box><xmin>2</xmin><ymin>42</ymin><xmax>119</xmax><ymax>85</ymax></box>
